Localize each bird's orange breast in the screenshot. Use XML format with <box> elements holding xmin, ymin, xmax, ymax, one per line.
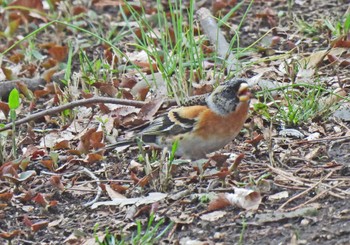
<box><xmin>194</xmin><ymin>102</ymin><xmax>249</xmax><ymax>140</ymax></box>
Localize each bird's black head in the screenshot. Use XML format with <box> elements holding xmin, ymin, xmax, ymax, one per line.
<box><xmin>206</xmin><ymin>78</ymin><xmax>251</xmax><ymax>115</ymax></box>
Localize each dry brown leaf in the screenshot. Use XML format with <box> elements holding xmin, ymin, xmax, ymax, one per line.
<box><xmin>34</xmin><ymin>88</ymin><xmax>49</xmax><ymax>98</ymax></box>
<box><xmin>72</xmin><ymin>5</ymin><xmax>87</xmax><ymax>15</ymax></box>
<box><xmin>10</xmin><ymin>0</ymin><xmax>43</xmax><ymax>10</ymax></box>
<box><xmin>41</xmin><ymin>58</ymin><xmax>58</xmax><ymax>69</ymax></box>
<box><xmin>84</xmin><ymin>153</ymin><xmax>103</xmax><ymax>164</ymax></box>
<box><xmin>105</xmin><ymin>185</ymin><xmax>127</xmax><ymax>200</ymax></box>
<box><xmin>9</xmin><ymin>53</ymin><xmax>24</xmax><ymax>64</ymax></box>
<box><xmin>207</xmin><ymin>194</ymin><xmax>231</xmax><ymax>211</ymax></box>
<box><xmin>48</xmin><ymin>45</ymin><xmax>68</xmax><ymax>62</ymax></box>
<box><xmin>42</xmin><ymin>67</ymin><xmax>58</xmax><ymax>82</ymax></box>
<box><xmin>0</xmin><ymin>230</ymin><xmax>21</xmax><ymax>240</ymax></box>
<box><xmin>1</xmin><ymin>66</ymin><xmax>13</xmax><ymax>80</ymax></box>
<box><xmin>213</xmin><ymin>168</ymin><xmax>230</xmax><ymax>180</ymax></box>
<box><xmin>137</xmin><ymin>98</ymin><xmax>164</xmax><ymax>121</ymax></box>
<box><xmin>110</xmin><ymin>182</ymin><xmax>128</xmax><ymax>194</ymax></box>
<box><xmin>229</xmin><ymin>153</ymin><xmax>245</xmax><ymax>172</ymax></box>
<box><xmin>31</xmin><ymin>221</ymin><xmax>49</xmax><ymax>232</ymax></box>
<box><xmin>40</xmin><ymin>156</ymin><xmax>55</xmax><ymax>171</ymax></box>
<box><xmin>299</xmin><ymin>49</ymin><xmax>330</xmax><ymax>69</ymax></box>
<box><xmin>134</xmin><ymin>204</ymin><xmax>154</xmax><ymax>218</ymax></box>
<box><xmin>0</xmin><ymin>101</ymin><xmax>10</xmax><ymax>118</ymax></box>
<box><xmin>53</xmin><ymin>140</ymin><xmax>70</xmax><ymax>150</ymax></box>
<box><xmin>50</xmin><ymin>176</ymin><xmax>65</xmax><ymax>191</ymax></box>
<box><xmin>0</xmin><ymin>164</ymin><xmax>19</xmax><ymax>178</ymax></box>
<box><xmin>246</xmin><ymin>133</ymin><xmax>264</xmax><ymax>147</ymax></box>
<box><xmin>32</xmin><ymin>193</ymin><xmax>49</xmax><ymax>207</ymax></box>
<box><xmin>332</xmin><ymin>39</ymin><xmax>350</xmax><ymax>48</ymax></box>
<box><xmin>77</xmin><ymin>128</ymin><xmax>97</xmax><ymax>153</ymax></box>
<box><xmin>98</xmin><ymin>84</ymin><xmax>118</xmax><ymax>97</ymax></box>
<box><xmin>0</xmin><ymin>192</ymin><xmax>13</xmax><ymax>202</ymax></box>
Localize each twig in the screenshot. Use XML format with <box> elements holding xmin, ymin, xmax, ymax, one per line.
<box><xmin>66</xmin><ymin>188</ymin><xmax>97</xmax><ymax>193</ymax></box>
<box><xmin>0</xmin><ymin>97</ymin><xmax>146</xmax><ymax>132</ymax></box>
<box><xmin>41</xmin><ymin>168</ymin><xmax>102</xmax><ymax>205</ymax></box>
<box><xmin>285</xmin><ymin>181</ymin><xmax>344</xmax><ymax>212</ymax></box>
<box><xmin>75</xmin><ymin>179</ymin><xmax>133</xmax><ymax>184</ymax></box>
<box><xmin>328</xmin><ymin>191</ymin><xmax>347</xmax><ymax>200</ymax></box>
<box><xmin>295</xmin><ymin>135</ymin><xmax>350</xmax><ymax>144</ymax></box>
<box><xmin>278</xmin><ymin>171</ymin><xmax>334</xmax><ymax>210</ymax></box>
<box><xmin>0</xmin><ymin>96</ymin><xmax>178</xmax><ymax>133</ymax></box>
<box><xmin>79</xmin><ymin>167</ymin><xmax>102</xmax><ymax>207</ymax></box>
<box><xmin>267</xmin><ymin>165</ymin><xmax>307</xmax><ymax>186</ymax></box>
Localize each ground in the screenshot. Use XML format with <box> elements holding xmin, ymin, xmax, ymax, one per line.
<box><xmin>0</xmin><ymin>0</ymin><xmax>350</xmax><ymax>244</ymax></box>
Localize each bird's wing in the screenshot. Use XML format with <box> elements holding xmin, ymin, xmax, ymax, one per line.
<box><xmin>140</xmin><ymin>105</ymin><xmax>208</xmax><ymax>138</ymax></box>
<box><xmin>103</xmin><ymin>105</ymin><xmax>209</xmax><ymax>150</ymax></box>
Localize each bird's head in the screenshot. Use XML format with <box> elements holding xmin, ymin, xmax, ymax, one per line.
<box><xmin>206</xmin><ymin>78</ymin><xmax>251</xmax><ymax>115</ymax></box>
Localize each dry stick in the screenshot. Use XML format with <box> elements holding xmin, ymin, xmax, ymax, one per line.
<box><xmin>270</xmin><ymin>165</ymin><xmax>349</xmax><ymax>204</ymax></box>
<box><xmin>0</xmin><ymin>97</ymin><xmax>178</xmax><ymax>133</ymax></box>
<box><xmin>79</xmin><ymin>166</ymin><xmax>102</xmax><ymax>207</ymax></box>
<box><xmin>285</xmin><ymin>181</ymin><xmax>345</xmax><ymax>212</ymax></box>
<box><xmin>66</xmin><ymin>188</ymin><xmax>96</xmax><ymax>193</ymax></box>
<box><xmin>268</xmin><ymin>165</ymin><xmax>306</xmax><ymax>186</ymax></box>
<box><xmin>0</xmin><ymin>97</ymin><xmax>146</xmax><ymax>133</ymax></box>
<box><xmin>273</xmin><ymin>183</ymin><xmax>307</xmax><ymax>190</ymax></box>
<box><xmin>75</xmin><ymin>179</ymin><xmax>133</xmax><ymax>184</ymax></box>
<box><xmin>268</xmin><ymin>165</ymin><xmax>328</xmax><ymax>187</ymax></box>
<box><xmin>42</xmin><ymin>167</ymin><xmax>102</xmax><ymax>206</ymax></box>
<box><xmin>295</xmin><ymin>135</ymin><xmax>350</xmax><ymax>144</ymax></box>
<box><xmin>328</xmin><ymin>191</ymin><xmax>347</xmax><ymax>200</ymax></box>
<box><xmin>270</xmin><ymin>165</ymin><xmax>350</xmax><ymax>196</ymax></box>
<box><xmin>278</xmin><ymin>171</ymin><xmax>334</xmax><ymax>210</ymax></box>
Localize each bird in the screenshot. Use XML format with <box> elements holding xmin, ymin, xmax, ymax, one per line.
<box><xmin>105</xmin><ymin>78</ymin><xmax>251</xmax><ymax>160</ymax></box>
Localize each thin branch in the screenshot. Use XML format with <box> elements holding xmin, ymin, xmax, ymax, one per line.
<box><xmin>79</xmin><ymin>167</ymin><xmax>103</xmax><ymax>207</ymax></box>
<box><xmin>278</xmin><ymin>171</ymin><xmax>334</xmax><ymax>210</ymax></box>
<box><xmin>0</xmin><ymin>97</ymin><xmax>147</xmax><ymax>132</ymax></box>
<box><xmin>285</xmin><ymin>181</ymin><xmax>345</xmax><ymax>212</ymax></box>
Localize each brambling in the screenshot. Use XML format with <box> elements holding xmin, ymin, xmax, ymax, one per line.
<box><xmin>106</xmin><ymin>78</ymin><xmax>251</xmax><ymax>160</ymax></box>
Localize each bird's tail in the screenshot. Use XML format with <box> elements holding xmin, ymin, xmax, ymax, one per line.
<box><xmin>103</xmin><ymin>139</ymin><xmax>137</xmax><ymax>151</ymax></box>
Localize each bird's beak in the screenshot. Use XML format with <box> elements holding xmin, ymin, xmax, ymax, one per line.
<box><xmin>238</xmin><ymin>83</ymin><xmax>251</xmax><ymax>102</ymax></box>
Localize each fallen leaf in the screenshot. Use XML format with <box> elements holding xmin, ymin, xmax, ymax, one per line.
<box><xmin>0</xmin><ymin>192</ymin><xmax>13</xmax><ymax>202</ymax></box>
<box><xmin>31</xmin><ymin>220</ymin><xmax>49</xmax><ymax>232</ymax></box>
<box><xmin>50</xmin><ymin>175</ymin><xmax>65</xmax><ymax>191</ymax></box>
<box><xmin>32</xmin><ymin>193</ymin><xmax>48</xmax><ymax>207</ymax></box>
<box><xmin>0</xmin><ymin>230</ymin><xmax>21</xmax><ymax>240</ymax></box>
<box><xmin>268</xmin><ymin>191</ymin><xmax>289</xmax><ymax>201</ymax></box>
<box><xmin>91</xmin><ymin>192</ymin><xmax>167</xmax><ymax>209</ymax></box>
<box><xmin>105</xmin><ymin>185</ymin><xmax>126</xmax><ymax>200</ymax></box>
<box><xmin>207</xmin><ymin>194</ymin><xmax>231</xmax><ymax>211</ymax></box>
<box><xmin>48</xmin><ymin>45</ymin><xmax>68</xmax><ymax>62</ymax></box>
<box><xmin>200</xmin><ymin>210</ymin><xmax>227</xmax><ymax>221</ymax></box>
<box><xmin>225</xmin><ymin>188</ymin><xmax>262</xmax><ymax>210</ymax></box>
<box><xmin>110</xmin><ymin>182</ymin><xmax>128</xmax><ymax>194</ymax></box>
<box><xmin>254</xmin><ymin>204</ymin><xmax>321</xmax><ymax>224</ymax></box>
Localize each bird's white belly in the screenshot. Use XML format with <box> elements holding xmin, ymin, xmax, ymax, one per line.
<box><xmin>175</xmin><ymin>135</ymin><xmax>234</xmax><ymax>159</ymax></box>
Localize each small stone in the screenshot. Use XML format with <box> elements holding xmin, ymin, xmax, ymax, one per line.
<box><xmin>213</xmin><ymin>232</ymin><xmax>225</xmax><ymax>239</ymax></box>
<box><xmin>300</xmin><ymin>219</ymin><xmax>309</xmax><ymax>226</ymax></box>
